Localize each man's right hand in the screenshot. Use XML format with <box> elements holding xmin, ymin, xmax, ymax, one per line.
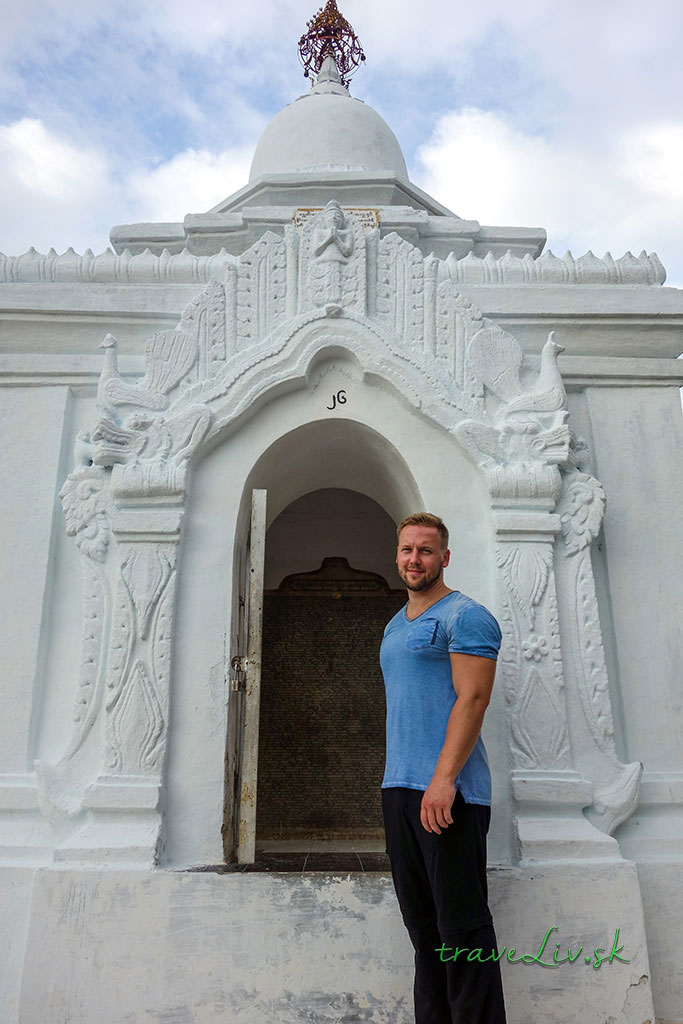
<box><xmin>420</xmin><ymin>777</ymin><xmax>456</xmax><ymax>834</ymax></box>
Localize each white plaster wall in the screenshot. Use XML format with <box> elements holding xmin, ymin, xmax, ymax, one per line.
<box><xmin>34</xmin><ymin>389</ymin><xmax>100</xmax><ymax>766</ymax></box>
<box><xmin>0</xmin><ymin>387</ymin><xmax>70</xmax><ymax>776</ymax></box>
<box><xmin>0</xmin><ymin>283</ymin><xmax>196</xmax><ymax>354</ymax></box>
<box><xmin>584</xmin><ymin>383</ymin><xmax>683</xmax><ymax>1020</ymax></box>
<box><xmin>0</xmin><ymin>327</ymin><xmax>677</xmax><ymax>1021</ymax></box>
<box><xmin>0</xmin><ymin>184</ymin><xmax>681</xmax><ymax>1024</ymax></box>
<box><xmin>17</xmin><ymin>863</ymin><xmax>654</xmax><ymax>1024</ymax></box>
<box><xmin>0</xmin><ymin>868</ymin><xmax>34</xmax><ymax>1024</ymax></box>
<box><xmin>165</xmin><ymin>361</ymin><xmax>509</xmax><ymax>868</ymax></box>
<box><xmin>586</xmin><ymin>385</ymin><xmax>683</xmax><ymax>775</ymax></box>
<box><xmin>634</xmin><ymin>860</ymin><xmax>683</xmax><ymax>1024</ymax></box>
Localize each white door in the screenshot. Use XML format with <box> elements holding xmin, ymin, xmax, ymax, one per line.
<box><xmin>224</xmin><ymin>488</ymin><xmax>267</xmax><ymax>864</ymax></box>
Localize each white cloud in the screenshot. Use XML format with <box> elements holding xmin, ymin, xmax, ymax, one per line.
<box><xmin>621</xmin><ymin>123</ymin><xmax>683</xmax><ymax>204</ymax></box>
<box><xmin>0</xmin><ymin>3</ymin><xmax>681</xmax><ymax>288</ymax></box>
<box><xmin>0</xmin><ymin>119</ymin><xmax>109</xmax><ymax>202</ymax></box>
<box><xmin>124</xmin><ymin>147</ymin><xmax>254</xmax><ymax>221</ymax></box>
<box><xmin>415</xmin><ymin>107</ymin><xmax>683</xmax><ymax>285</ymax></box>
<box><xmin>0</xmin><ymin>0</ymin><xmax>302</xmax><ymax>60</ymax></box>
<box><xmin>0</xmin><ymin>117</ymin><xmax>254</xmax><ymax>255</ymax></box>
<box><xmin>0</xmin><ymin>118</ymin><xmax>121</xmax><ymax>253</ymax></box>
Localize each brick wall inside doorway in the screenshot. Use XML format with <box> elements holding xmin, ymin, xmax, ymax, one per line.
<box><xmin>256</xmin><ymin>559</ymin><xmax>405</xmax><ymax>842</ymax></box>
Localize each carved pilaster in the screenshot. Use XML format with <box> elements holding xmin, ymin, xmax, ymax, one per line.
<box><xmin>54</xmin><ymin>507</ymin><xmax>182</xmax><ymax>866</ymax></box>
<box><xmin>494</xmin><ymin>510</ymin><xmax>620</xmax><ymax>862</ymax></box>
<box><xmin>455</xmin><ymin>330</ymin><xmax>630</xmax><ymax>861</ymax></box>
<box><xmin>59</xmin><ymin>462</ymin><xmax>113</xmax><ymax>762</ymax></box>
<box><xmin>105</xmin><ymin>535</ymin><xmax>175</xmax><ymax>776</ymax></box>
<box><xmin>34</xmin><ymin>441</ymin><xmax>114</xmax><ymax>843</ymax></box>
<box><xmin>495</xmin><ymin>516</ymin><xmax>570</xmax><ymax>772</ymax></box>
<box><xmin>54</xmin><ymin>323</ymin><xmax>210</xmax><ymax>864</ymax></box>
<box><xmin>555</xmin><ymin>468</ymin><xmax>642</xmax><ymax>834</ymax></box>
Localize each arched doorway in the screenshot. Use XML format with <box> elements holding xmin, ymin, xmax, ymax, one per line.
<box><xmin>164</xmin><ymin>354</ymin><xmax>499</xmax><ymax>868</ymax></box>
<box><xmin>256</xmin><ymin>489</ymin><xmax>405</xmax><ymax>851</ymax></box>
<box><xmin>223</xmin><ymin>420</ymin><xmax>424</xmax><ymax>863</ymax></box>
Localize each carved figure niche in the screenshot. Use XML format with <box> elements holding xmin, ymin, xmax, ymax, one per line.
<box><xmin>256</xmin><ymin>557</ymin><xmax>405</xmax><ymax>844</ymax></box>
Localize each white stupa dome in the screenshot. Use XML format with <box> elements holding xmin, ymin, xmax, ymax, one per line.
<box><xmin>249</xmin><ymin>56</ymin><xmax>409</xmax><ymax>183</ymax></box>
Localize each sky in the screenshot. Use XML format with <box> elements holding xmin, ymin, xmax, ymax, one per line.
<box><xmin>1</xmin><ymin>0</ymin><xmax>682</xmax><ymax>286</ymax></box>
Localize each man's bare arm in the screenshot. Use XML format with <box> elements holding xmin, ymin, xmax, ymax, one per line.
<box><xmin>420</xmin><ymin>652</ymin><xmax>496</xmax><ymax>834</ymax></box>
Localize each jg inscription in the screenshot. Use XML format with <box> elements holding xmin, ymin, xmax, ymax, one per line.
<box><xmin>327</xmin><ymin>390</ymin><xmax>347</xmax><ymax>411</ymax></box>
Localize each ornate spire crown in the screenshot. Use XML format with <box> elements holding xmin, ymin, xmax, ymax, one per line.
<box><xmin>298</xmin><ymin>0</ymin><xmax>366</xmax><ymax>88</ymax></box>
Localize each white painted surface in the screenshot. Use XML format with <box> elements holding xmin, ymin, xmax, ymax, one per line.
<box><xmin>0</xmin><ymin>58</ymin><xmax>681</xmax><ymax>1020</ymax></box>
<box><xmin>634</xmin><ymin>860</ymin><xmax>683</xmax><ymax>1024</ymax></box>
<box><xmin>249</xmin><ymin>59</ymin><xmax>409</xmax><ymax>184</ymax></box>
<box><xmin>0</xmin><ymin>386</ymin><xmax>69</xmax><ymax>775</ymax></box>
<box><xmin>15</xmin><ymin>863</ymin><xmax>654</xmax><ymax>1024</ymax></box>
<box><xmin>588</xmin><ymin>386</ymin><xmax>683</xmax><ymax>778</ymax></box>
<box><xmin>0</xmin><ymin>869</ymin><xmax>33</xmax><ymax>1024</ymax></box>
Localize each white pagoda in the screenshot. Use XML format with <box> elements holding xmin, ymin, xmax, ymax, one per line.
<box><xmin>1</xmin><ymin>4</ymin><xmax>682</xmax><ymax>1021</ymax></box>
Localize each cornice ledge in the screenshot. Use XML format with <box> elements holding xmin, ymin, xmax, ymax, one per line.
<box><xmin>0</xmin><ymin>247</ymin><xmax>235</xmax><ymax>286</ymax></box>
<box><xmin>446</xmin><ymin>249</ymin><xmax>666</xmax><ymax>287</ymax></box>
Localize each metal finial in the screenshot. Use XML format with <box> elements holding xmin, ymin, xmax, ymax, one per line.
<box><xmin>298</xmin><ymin>1</ymin><xmax>366</xmax><ymax>88</ymax></box>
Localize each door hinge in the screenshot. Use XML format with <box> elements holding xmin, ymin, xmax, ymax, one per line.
<box><xmin>230</xmin><ymin>655</ymin><xmax>247</xmax><ymax>691</ymax></box>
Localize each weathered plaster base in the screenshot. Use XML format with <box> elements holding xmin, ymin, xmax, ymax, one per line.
<box><xmin>634</xmin><ymin>861</ymin><xmax>683</xmax><ymax>1024</ymax></box>
<box><xmin>0</xmin><ymin>869</ymin><xmax>34</xmax><ymax>1024</ymax></box>
<box><xmin>492</xmin><ymin>863</ymin><xmax>655</xmax><ymax>1024</ymax></box>
<box><xmin>15</xmin><ymin>863</ymin><xmax>654</xmax><ymax>1024</ymax></box>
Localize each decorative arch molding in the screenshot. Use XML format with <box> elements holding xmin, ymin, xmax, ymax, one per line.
<box><xmin>46</xmin><ymin>203</ymin><xmax>640</xmax><ymax>866</ymax></box>
<box><xmin>195</xmin><ymin>314</ymin><xmax>480</xmax><ymax>452</ymax></box>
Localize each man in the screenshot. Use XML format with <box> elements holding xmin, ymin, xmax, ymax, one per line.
<box><xmin>380</xmin><ymin>512</ymin><xmax>507</xmax><ymax>1024</ymax></box>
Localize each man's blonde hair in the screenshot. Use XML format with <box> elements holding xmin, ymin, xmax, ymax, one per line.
<box><xmin>396</xmin><ymin>513</ymin><xmax>449</xmax><ymax>550</ymax></box>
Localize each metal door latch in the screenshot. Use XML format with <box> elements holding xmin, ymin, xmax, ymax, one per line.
<box><xmin>230</xmin><ymin>655</ymin><xmax>247</xmax><ymax>692</ymax></box>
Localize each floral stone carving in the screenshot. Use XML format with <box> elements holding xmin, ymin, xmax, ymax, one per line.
<box><xmin>556</xmin><ymin>468</ymin><xmax>642</xmax><ymax>834</ymax></box>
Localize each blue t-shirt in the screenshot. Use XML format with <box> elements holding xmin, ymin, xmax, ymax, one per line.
<box><xmin>380</xmin><ymin>590</ymin><xmax>501</xmax><ymax>805</ymax></box>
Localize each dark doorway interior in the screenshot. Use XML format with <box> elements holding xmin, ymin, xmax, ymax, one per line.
<box><xmin>256</xmin><ymin>557</ymin><xmax>405</xmax><ymax>846</ymax></box>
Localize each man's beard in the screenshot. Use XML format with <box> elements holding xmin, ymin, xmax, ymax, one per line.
<box><xmin>399</xmin><ymin>562</ymin><xmax>444</xmax><ymax>592</ymax></box>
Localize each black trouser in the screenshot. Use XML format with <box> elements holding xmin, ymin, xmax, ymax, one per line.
<box><xmin>382</xmin><ymin>787</ymin><xmax>507</xmax><ymax>1024</ymax></box>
